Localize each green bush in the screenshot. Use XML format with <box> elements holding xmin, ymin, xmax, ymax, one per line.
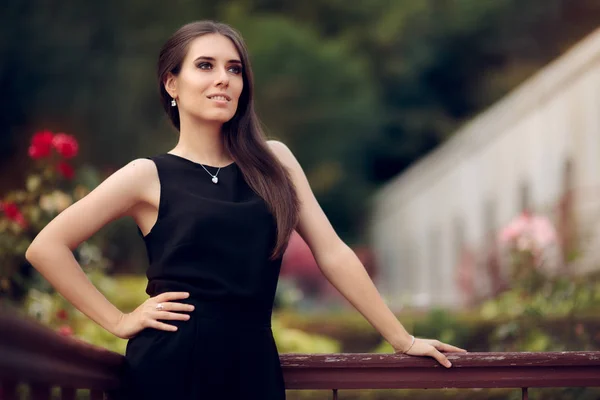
<box><xmin>279</xmin><ymin>307</ymin><xmax>600</xmax><ymax>355</ymax></box>
<box><xmin>280</xmin><ymin>270</ymin><xmax>600</xmax><ymax>355</ymax></box>
<box><xmin>23</xmin><ymin>274</ymin><xmax>341</xmax><ymax>355</ymax></box>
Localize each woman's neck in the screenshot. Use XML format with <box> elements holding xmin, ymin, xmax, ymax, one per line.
<box><xmin>172</xmin><ymin>118</ymin><xmax>233</xmax><ymax>166</ymax></box>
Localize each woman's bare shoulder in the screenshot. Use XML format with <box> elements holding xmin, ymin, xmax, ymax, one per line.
<box><xmin>113</xmin><ymin>158</ymin><xmax>160</xmax><ymax>202</ymax></box>
<box><xmin>266</xmin><ymin>140</ymin><xmax>295</xmax><ymax>167</ymax></box>
<box><xmin>121</xmin><ymin>158</ymin><xmax>158</xmax><ymax>178</ymax></box>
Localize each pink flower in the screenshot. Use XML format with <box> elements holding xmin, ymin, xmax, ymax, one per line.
<box><xmin>530</xmin><ymin>216</ymin><xmax>557</xmax><ymax>247</ymax></box>
<box><xmin>57</xmin><ymin>161</ymin><xmax>75</xmax><ymax>180</ymax></box>
<box><xmin>498</xmin><ymin>212</ymin><xmax>557</xmax><ymax>250</ymax></box>
<box><xmin>52</xmin><ymin>133</ymin><xmax>79</xmax><ymax>159</ymax></box>
<box><xmin>57</xmin><ymin>325</ymin><xmax>74</xmax><ymax>337</ymax></box>
<box><xmin>498</xmin><ymin>213</ymin><xmax>530</xmax><ymax>244</ymax></box>
<box><xmin>498</xmin><ymin>223</ymin><xmax>520</xmax><ymax>243</ymax></box>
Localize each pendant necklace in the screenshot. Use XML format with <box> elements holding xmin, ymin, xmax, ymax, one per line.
<box><xmin>199</xmin><ymin>164</ymin><xmax>221</xmax><ymax>184</ymax></box>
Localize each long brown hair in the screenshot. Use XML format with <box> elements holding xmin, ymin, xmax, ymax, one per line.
<box><xmin>157</xmin><ymin>21</ymin><xmax>299</xmax><ymax>259</ymax></box>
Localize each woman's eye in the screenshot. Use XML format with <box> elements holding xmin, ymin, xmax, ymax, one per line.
<box><xmin>196</xmin><ymin>62</ymin><xmax>241</xmax><ymax>74</ymax></box>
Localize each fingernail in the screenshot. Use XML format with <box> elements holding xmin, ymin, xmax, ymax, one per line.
<box><xmin>446</xmin><ymin>362</ymin><xmax>452</xmax><ymax>368</ymax></box>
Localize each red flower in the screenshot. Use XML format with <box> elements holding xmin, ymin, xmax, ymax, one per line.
<box><xmin>0</xmin><ymin>201</ymin><xmax>27</xmax><ymax>228</ymax></box>
<box><xmin>32</xmin><ymin>130</ymin><xmax>54</xmax><ymax>148</ymax></box>
<box><xmin>1</xmin><ymin>201</ymin><xmax>19</xmax><ymax>219</ymax></box>
<box><xmin>56</xmin><ymin>309</ymin><xmax>68</xmax><ymax>321</ymax></box>
<box><xmin>29</xmin><ymin>130</ymin><xmax>55</xmax><ymax>160</ymax></box>
<box><xmin>57</xmin><ymin>325</ymin><xmax>74</xmax><ymax>337</ymax></box>
<box><xmin>52</xmin><ymin>133</ymin><xmax>79</xmax><ymax>159</ymax></box>
<box><xmin>1</xmin><ymin>202</ymin><xmax>27</xmax><ymax>228</ymax></box>
<box><xmin>57</xmin><ymin>161</ymin><xmax>75</xmax><ymax>180</ymax></box>
<box><xmin>13</xmin><ymin>214</ymin><xmax>28</xmax><ymax>228</ymax></box>
<box><xmin>28</xmin><ymin>144</ymin><xmax>51</xmax><ymax>159</ymax></box>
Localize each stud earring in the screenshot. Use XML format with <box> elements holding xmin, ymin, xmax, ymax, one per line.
<box><xmin>171</xmin><ymin>98</ymin><xmax>177</xmax><ymax>107</ymax></box>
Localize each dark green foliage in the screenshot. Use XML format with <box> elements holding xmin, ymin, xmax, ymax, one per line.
<box><xmin>2</xmin><ymin>0</ymin><xmax>598</xmax><ymax>246</ymax></box>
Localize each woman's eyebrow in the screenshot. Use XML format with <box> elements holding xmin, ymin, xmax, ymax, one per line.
<box><xmin>194</xmin><ymin>56</ymin><xmax>242</xmax><ymax>64</ymax></box>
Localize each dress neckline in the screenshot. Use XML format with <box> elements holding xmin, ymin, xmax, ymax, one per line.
<box><xmin>164</xmin><ymin>153</ymin><xmax>236</xmax><ymax>170</ymax></box>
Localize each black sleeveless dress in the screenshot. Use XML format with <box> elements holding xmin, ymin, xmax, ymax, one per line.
<box><xmin>118</xmin><ymin>153</ymin><xmax>286</xmax><ymax>399</ymax></box>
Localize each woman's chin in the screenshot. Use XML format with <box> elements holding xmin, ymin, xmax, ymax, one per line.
<box><xmin>196</xmin><ymin>112</ymin><xmax>236</xmax><ymax>124</ymax></box>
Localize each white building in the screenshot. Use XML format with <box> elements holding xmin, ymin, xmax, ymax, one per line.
<box><xmin>370</xmin><ymin>27</ymin><xmax>600</xmax><ymax>310</ymax></box>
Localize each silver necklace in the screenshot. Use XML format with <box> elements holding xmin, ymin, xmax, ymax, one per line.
<box><xmin>199</xmin><ymin>164</ymin><xmax>221</xmax><ymax>184</ymax></box>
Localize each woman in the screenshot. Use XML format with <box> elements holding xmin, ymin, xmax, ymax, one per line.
<box><xmin>25</xmin><ymin>21</ymin><xmax>466</xmax><ymax>399</ymax></box>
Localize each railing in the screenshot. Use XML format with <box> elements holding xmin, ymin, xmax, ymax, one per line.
<box><xmin>0</xmin><ymin>309</ymin><xmax>122</xmax><ymax>399</ymax></box>
<box><xmin>1</xmin><ymin>309</ymin><xmax>599</xmax><ymax>399</ymax></box>
<box><xmin>282</xmin><ymin>352</ymin><xmax>600</xmax><ymax>399</ymax></box>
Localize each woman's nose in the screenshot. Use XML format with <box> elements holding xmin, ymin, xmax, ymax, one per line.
<box><xmin>215</xmin><ymin>68</ymin><xmax>229</xmax><ymax>87</ymax></box>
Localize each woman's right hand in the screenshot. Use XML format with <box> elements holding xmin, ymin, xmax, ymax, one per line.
<box><xmin>112</xmin><ymin>292</ymin><xmax>195</xmax><ymax>339</ymax></box>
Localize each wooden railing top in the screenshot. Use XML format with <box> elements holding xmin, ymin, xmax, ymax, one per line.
<box><xmin>281</xmin><ymin>351</ymin><xmax>600</xmax><ymax>368</ymax></box>
<box><xmin>1</xmin><ymin>309</ymin><xmax>599</xmax><ymax>391</ymax></box>
<box><xmin>281</xmin><ymin>351</ymin><xmax>600</xmax><ymax>390</ymax></box>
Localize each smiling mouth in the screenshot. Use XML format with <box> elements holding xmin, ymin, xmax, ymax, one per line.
<box><xmin>207</xmin><ymin>94</ymin><xmax>231</xmax><ymax>101</ymax></box>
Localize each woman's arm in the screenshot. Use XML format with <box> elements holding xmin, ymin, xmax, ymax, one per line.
<box><xmin>268</xmin><ymin>140</ymin><xmax>466</xmax><ymax>367</ymax></box>
<box><xmin>25</xmin><ymin>159</ymin><xmax>192</xmax><ymax>339</ymax></box>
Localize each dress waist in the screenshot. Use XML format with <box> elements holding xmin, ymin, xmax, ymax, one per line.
<box><xmin>147</xmin><ymin>280</ymin><xmax>274</xmax><ymax>328</ymax></box>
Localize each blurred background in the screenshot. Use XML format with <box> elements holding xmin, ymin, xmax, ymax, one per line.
<box><xmin>2</xmin><ymin>0</ymin><xmax>600</xmax><ymax>399</ymax></box>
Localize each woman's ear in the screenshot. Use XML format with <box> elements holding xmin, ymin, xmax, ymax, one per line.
<box><xmin>164</xmin><ymin>72</ymin><xmax>178</xmax><ymax>99</ymax></box>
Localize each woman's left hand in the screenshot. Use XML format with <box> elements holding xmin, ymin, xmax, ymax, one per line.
<box><xmin>394</xmin><ymin>337</ymin><xmax>467</xmax><ymax>368</ymax></box>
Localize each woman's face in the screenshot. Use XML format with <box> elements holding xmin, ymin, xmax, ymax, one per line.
<box><xmin>169</xmin><ymin>33</ymin><xmax>244</xmax><ymax>124</ymax></box>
